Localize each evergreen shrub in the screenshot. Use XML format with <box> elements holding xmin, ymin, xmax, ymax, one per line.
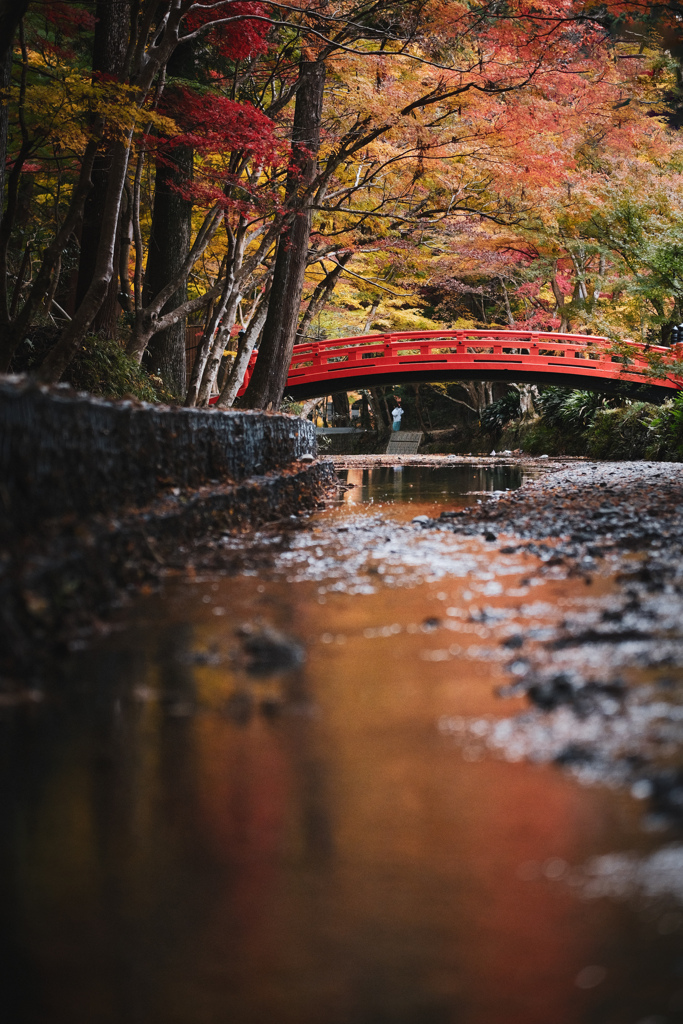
<box><xmin>587</xmin><ymin>403</ymin><xmax>659</xmax><ymax>460</ymax></box>
<box><xmin>10</xmin><ymin>329</ymin><xmax>176</xmax><ymax>403</ymax></box>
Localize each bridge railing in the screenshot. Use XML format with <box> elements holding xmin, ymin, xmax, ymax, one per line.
<box><xmin>237</xmin><ymin>329</ymin><xmax>683</xmax><ymax>394</ymax></box>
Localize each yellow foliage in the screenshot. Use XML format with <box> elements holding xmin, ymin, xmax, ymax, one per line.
<box><xmin>19</xmin><ymin>50</ymin><xmax>178</xmax><ymax>155</ymax></box>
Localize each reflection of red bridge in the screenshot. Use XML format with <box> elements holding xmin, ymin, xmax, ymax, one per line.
<box><xmin>236</xmin><ymin>329</ymin><xmax>683</xmax><ymax>401</ymax></box>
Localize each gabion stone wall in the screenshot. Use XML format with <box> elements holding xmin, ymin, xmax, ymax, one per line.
<box><xmin>0</xmin><ymin>377</ymin><xmax>317</xmax><ymax>533</ymax></box>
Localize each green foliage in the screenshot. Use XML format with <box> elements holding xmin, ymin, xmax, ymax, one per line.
<box><xmin>516</xmin><ymin>388</ymin><xmax>682</xmax><ymax>459</ymax></box>
<box><xmin>419</xmin><ymin>375</ymin><xmax>683</xmax><ymax>460</ymax></box>
<box><xmin>12</xmin><ymin>330</ymin><xmax>175</xmax><ymax>403</ymax></box>
<box><xmin>586</xmin><ymin>198</ymin><xmax>683</xmax><ymax>334</ymax></box>
<box><xmin>499</xmin><ymin>418</ymin><xmax>588</xmax><ymax>456</ymax></box>
<box><xmin>649</xmin><ymin>393</ymin><xmax>683</xmax><ymax>460</ymax></box>
<box><xmin>69</xmin><ymin>337</ymin><xmax>178</xmax><ymax>402</ymax></box>
<box><xmin>281</xmin><ymin>399</ymin><xmax>304</xmax><ymax>416</ymax></box>
<box><xmin>586</xmin><ymin>403</ymin><xmax>661</xmax><ymax>460</ymax></box>
<box><xmin>507</xmin><ymin>391</ymin><xmax>683</xmax><ymax>460</ymax></box>
<box><xmin>536</xmin><ymin>386</ymin><xmax>612</xmax><ymax>430</ymax></box>
<box><xmin>480</xmin><ymin>388</ymin><xmax>521</xmax><ymax>434</ymax></box>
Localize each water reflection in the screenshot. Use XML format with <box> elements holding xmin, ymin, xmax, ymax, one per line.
<box><xmin>340</xmin><ymin>465</ymin><xmax>524</xmax><ymax>509</ymax></box>
<box><xmin>2</xmin><ymin>467</ymin><xmax>682</xmax><ymax>1024</ymax></box>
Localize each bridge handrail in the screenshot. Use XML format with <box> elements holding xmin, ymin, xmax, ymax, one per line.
<box><xmin>290</xmin><ymin>329</ymin><xmax>676</xmax><ymax>361</ymax></box>
<box><xmin>232</xmin><ymin>329</ymin><xmax>683</xmax><ymax>398</ymax></box>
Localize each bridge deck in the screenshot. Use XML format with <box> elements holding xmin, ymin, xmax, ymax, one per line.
<box><xmin>234</xmin><ymin>329</ymin><xmax>683</xmax><ymax>401</ymax></box>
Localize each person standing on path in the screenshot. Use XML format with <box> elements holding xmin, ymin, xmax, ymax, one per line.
<box><xmin>391</xmin><ymin>398</ymin><xmax>404</xmax><ymax>432</ymax></box>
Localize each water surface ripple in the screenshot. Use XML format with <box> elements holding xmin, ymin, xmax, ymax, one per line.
<box><xmin>2</xmin><ymin>463</ymin><xmax>683</xmax><ymax>1024</ymax></box>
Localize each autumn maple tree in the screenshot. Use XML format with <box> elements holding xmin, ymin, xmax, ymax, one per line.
<box><xmin>2</xmin><ymin>0</ymin><xmax>683</xmax><ymax>410</ymax></box>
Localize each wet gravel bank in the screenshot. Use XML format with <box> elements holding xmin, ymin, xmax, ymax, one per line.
<box><xmin>429</xmin><ymin>462</ymin><xmax>683</xmax><ymax>831</ymax></box>
<box><xmin>330</xmin><ymin>453</ymin><xmax>581</xmax><ymax>470</ymax></box>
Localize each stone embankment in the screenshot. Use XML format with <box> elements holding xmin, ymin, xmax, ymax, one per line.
<box><xmin>0</xmin><ymin>377</ymin><xmax>335</xmax><ymax>681</ymax></box>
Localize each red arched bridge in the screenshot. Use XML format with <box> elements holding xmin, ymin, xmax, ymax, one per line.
<box><xmin>235</xmin><ymin>329</ymin><xmax>683</xmax><ymax>401</ymax></box>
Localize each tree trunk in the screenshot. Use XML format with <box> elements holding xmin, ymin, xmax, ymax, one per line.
<box><xmin>332</xmin><ymin>391</ymin><xmax>350</xmax><ymax>425</ymax></box>
<box><xmin>369</xmin><ymin>387</ymin><xmax>390</xmax><ymax>428</ymax></box>
<box><xmin>499</xmin><ymin>276</ymin><xmax>514</xmax><ymax>326</ymax></box>
<box><xmin>142</xmin><ymin>41</ymin><xmax>195</xmax><ymax>397</ymax></box>
<box><xmin>363</xmin><ymin>299</ymin><xmax>380</xmax><ymax>333</ymax></box>
<box><xmin>184</xmin><ymin>253</ymin><xmax>234</xmax><ymax>407</ymax></box>
<box><xmin>143</xmin><ymin>143</ymin><xmax>193</xmax><ymax>395</ymax></box>
<box><xmin>517</xmin><ymin>383</ymin><xmax>537</xmax><ymax>422</ymax></box>
<box><xmin>412</xmin><ymin>384</ymin><xmax>430</xmax><ymax>431</ymax></box>
<box><xmin>0</xmin><ymin>1</ymin><xmax>29</xmax><ymax>214</ymax></box>
<box><xmin>76</xmin><ymin>156</ymin><xmax>125</xmax><ymax>338</ymax></box>
<box><xmin>126</xmin><ymin>203</ymin><xmax>223</xmax><ymax>368</ymax></box>
<box><xmin>0</xmin><ymin>42</ymin><xmax>12</xmax><ymax>220</ymax></box>
<box><xmin>192</xmin><ymin>226</ymin><xmax>247</xmax><ymax>405</ymax></box>
<box><xmin>1</xmin><ymin>138</ymin><xmax>99</xmax><ymax>370</ymax></box>
<box><xmin>238</xmin><ymin>59</ymin><xmax>326</xmax><ymax>410</ymax></box>
<box><xmin>360</xmin><ymin>391</ymin><xmax>371</xmax><ymax>429</ymax></box>
<box><xmin>197</xmin><ymin>286</ymin><xmax>240</xmax><ymax>405</ymax></box>
<box><xmin>218</xmin><ymin>280</ymin><xmax>271</xmax><ymax>406</ymax></box>
<box><xmin>118</xmin><ymin>185</ymin><xmax>133</xmax><ymax>312</ymax></box>
<box><xmin>35</xmin><ymin>137</ymin><xmax>132</xmax><ymax>382</ymax></box>
<box><xmin>550</xmin><ymin>273</ymin><xmax>570</xmax><ymax>332</ymax></box>
<box><xmin>457</xmin><ymin>381</ymin><xmax>494</xmax><ymax>419</ymax></box>
<box><xmin>74</xmin><ymin>0</ymin><xmax>131</xmax><ymax>339</ymax></box>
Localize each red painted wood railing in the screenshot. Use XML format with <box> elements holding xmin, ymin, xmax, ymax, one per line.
<box><xmin>224</xmin><ymin>329</ymin><xmax>683</xmax><ymax>400</ymax></box>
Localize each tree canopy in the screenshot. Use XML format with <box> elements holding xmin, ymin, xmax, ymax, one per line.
<box><xmin>2</xmin><ymin>1</ymin><xmax>683</xmax><ymax>407</ymax></box>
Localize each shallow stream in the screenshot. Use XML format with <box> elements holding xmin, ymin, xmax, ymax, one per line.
<box><xmin>3</xmin><ymin>465</ymin><xmax>683</xmax><ymax>1024</ymax></box>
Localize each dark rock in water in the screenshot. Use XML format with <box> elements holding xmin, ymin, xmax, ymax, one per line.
<box><xmin>502</xmin><ymin>634</ymin><xmax>524</xmax><ymax>649</ymax></box>
<box><xmin>648</xmin><ymin>769</ymin><xmax>683</xmax><ymax>824</ymax></box>
<box><xmin>422</xmin><ymin>617</ymin><xmax>441</xmax><ymax>631</ymax></box>
<box><xmin>555</xmin><ymin>744</ymin><xmax>597</xmax><ymax>766</ymax></box>
<box><xmin>260</xmin><ymin>697</ymin><xmax>283</xmax><ymax>718</ymax></box>
<box><xmin>527</xmin><ymin>674</ymin><xmax>625</xmax><ymax>716</ymax></box>
<box><xmin>180</xmin><ymin>647</ymin><xmax>222</xmax><ymax>666</ymax></box>
<box><xmin>484</xmin><ymin>531</ymin><xmax>497</xmax><ymax>542</ymax></box>
<box><xmin>551</xmin><ymin>626</ymin><xmax>652</xmax><ymax>649</ymax></box>
<box><xmin>238</xmin><ymin>625</ymin><xmax>305</xmax><ymax>676</ymax></box>
<box><xmin>507</xmin><ymin>657</ymin><xmax>530</xmax><ymax>676</ymax></box>
<box><xmin>527</xmin><ymin>673</ymin><xmax>576</xmax><ymax>711</ymax></box>
<box><xmin>571</xmin><ymin>679</ymin><xmax>626</xmax><ymax>717</ymax></box>
<box><xmin>224</xmin><ymin>690</ymin><xmax>255</xmax><ymax>724</ymax></box>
